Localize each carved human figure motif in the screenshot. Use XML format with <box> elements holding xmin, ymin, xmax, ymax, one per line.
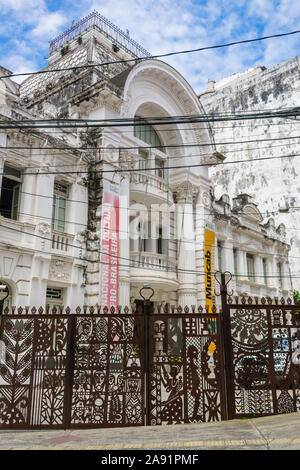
<box><xmin>160</xmin><ymin>364</ymin><xmax>183</xmax><ymax>424</ymax></box>
<box><xmin>153</xmin><ymin>320</ymin><xmax>166</xmax><ymax>356</ymax></box>
<box><xmin>186</xmin><ymin>345</ymin><xmax>201</xmax><ymax>421</ymax></box>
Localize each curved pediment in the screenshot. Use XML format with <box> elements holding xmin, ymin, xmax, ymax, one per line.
<box><xmin>241</xmin><ymin>204</ymin><xmax>263</xmax><ymax>222</ymax></box>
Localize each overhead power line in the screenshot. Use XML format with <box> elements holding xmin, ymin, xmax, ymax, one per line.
<box><xmin>1</xmin><ymin>183</ymin><xmax>299</xmax><ymax>220</ymax></box>
<box><xmin>2</xmin><ymin>139</ymin><xmax>299</xmax><ymax>171</ymax></box>
<box><xmin>2</xmin><ymin>107</ymin><xmax>300</xmax><ymax>129</ymax></box>
<box><xmin>5</xmin><ymin>119</ymin><xmax>300</xmax><ymax>141</ymax></box>
<box><xmin>0</xmin><ymin>223</ymin><xmax>297</xmax><ymax>279</ymax></box>
<box><xmin>2</xmin><ymin>206</ymin><xmax>299</xmax><ymax>259</ymax></box>
<box><xmin>2</xmin><ymin>28</ymin><xmax>300</xmax><ymax>80</ymax></box>
<box><xmin>0</xmin><ymin>151</ymin><xmax>298</xmax><ymax>177</ymax></box>
<box><xmin>4</xmin><ymin>131</ymin><xmax>300</xmax><ymax>152</ymax></box>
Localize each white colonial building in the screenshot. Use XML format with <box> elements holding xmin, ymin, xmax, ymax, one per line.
<box><xmin>0</xmin><ymin>12</ymin><xmax>293</xmax><ymax>312</ymax></box>
<box><xmin>199</xmin><ymin>60</ymin><xmax>300</xmax><ymax>291</ymax></box>
<box><xmin>212</xmin><ymin>193</ymin><xmax>292</xmax><ymax>298</ymax></box>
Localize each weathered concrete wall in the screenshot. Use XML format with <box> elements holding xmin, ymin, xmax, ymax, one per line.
<box><xmin>200</xmin><ymin>57</ymin><xmax>300</xmax><ymax>290</ymax></box>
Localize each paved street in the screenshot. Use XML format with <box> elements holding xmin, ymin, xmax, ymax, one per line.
<box><xmin>0</xmin><ymin>412</ymin><xmax>300</xmax><ymax>450</ymax></box>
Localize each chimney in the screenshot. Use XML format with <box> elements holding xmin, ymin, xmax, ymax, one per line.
<box><xmin>207</xmin><ymin>80</ymin><xmax>215</xmax><ymax>92</ymax></box>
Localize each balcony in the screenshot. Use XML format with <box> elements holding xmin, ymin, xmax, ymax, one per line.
<box><xmin>0</xmin><ymin>216</ymin><xmax>36</xmax><ymax>251</ymax></box>
<box><xmin>51</xmin><ymin>230</ymin><xmax>74</xmax><ymax>255</ymax></box>
<box><xmin>49</xmin><ymin>11</ymin><xmax>151</xmax><ymax>59</ymax></box>
<box><xmin>130</xmin><ymin>171</ymin><xmax>172</xmax><ymax>201</ymax></box>
<box><xmin>130</xmin><ymin>251</ymin><xmax>178</xmax><ymax>288</ymax></box>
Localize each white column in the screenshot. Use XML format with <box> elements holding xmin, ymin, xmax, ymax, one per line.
<box><xmin>175</xmin><ymin>183</ymin><xmax>197</xmax><ymax>307</ymax></box>
<box><xmin>237</xmin><ymin>249</ymin><xmax>247</xmax><ymax>280</ymax></box>
<box><xmin>254</xmin><ymin>255</ymin><xmax>263</xmax><ymax>284</ymax></box>
<box><xmin>19</xmin><ymin>170</ymin><xmax>36</xmax><ymax>223</ymax></box>
<box><xmin>34</xmin><ymin>172</ymin><xmax>54</xmax><ymax>254</ymax></box>
<box><xmin>195</xmin><ymin>188</ymin><xmax>211</xmax><ymax>305</ymax></box>
<box><xmin>282</xmin><ymin>261</ymin><xmax>292</xmax><ymax>292</ymax></box>
<box><xmin>222</xmin><ymin>238</ymin><xmax>236</xmax><ymax>292</ymax></box>
<box><xmin>0</xmin><ymin>152</ymin><xmax>5</xmax><ymax>195</ymax></box>
<box><xmin>270</xmin><ymin>256</ymin><xmax>280</xmax><ymax>289</ymax></box>
<box><xmin>222</xmin><ymin>239</ymin><xmax>234</xmax><ymax>273</ymax></box>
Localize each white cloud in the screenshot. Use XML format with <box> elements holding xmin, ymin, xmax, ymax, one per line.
<box><xmin>1</xmin><ymin>54</ymin><xmax>39</xmax><ymax>83</ymax></box>
<box><xmin>31</xmin><ymin>12</ymin><xmax>67</xmax><ymax>39</ymax></box>
<box><xmin>0</xmin><ymin>0</ymin><xmax>46</xmax><ymax>25</ymax></box>
<box><xmin>1</xmin><ymin>0</ymin><xmax>300</xmax><ymax>92</ymax></box>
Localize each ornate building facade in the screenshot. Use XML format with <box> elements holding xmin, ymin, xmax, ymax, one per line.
<box><xmin>0</xmin><ymin>12</ymin><xmax>292</xmax><ymax>311</ymax></box>
<box><xmin>199</xmin><ymin>60</ymin><xmax>300</xmax><ymax>290</ymax></box>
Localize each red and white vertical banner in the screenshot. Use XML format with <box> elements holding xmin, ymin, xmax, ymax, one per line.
<box><xmin>99</xmin><ymin>180</ymin><xmax>120</xmax><ymax>311</ymax></box>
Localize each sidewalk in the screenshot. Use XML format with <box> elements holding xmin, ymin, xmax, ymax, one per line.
<box><xmin>0</xmin><ymin>412</ymin><xmax>300</xmax><ymax>450</ymax></box>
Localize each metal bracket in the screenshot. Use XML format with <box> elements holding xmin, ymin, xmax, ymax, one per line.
<box><xmin>139</xmin><ymin>285</ymin><xmax>154</xmax><ymax>302</ymax></box>
<box><xmin>214</xmin><ymin>271</ymin><xmax>233</xmax><ymax>296</ymax></box>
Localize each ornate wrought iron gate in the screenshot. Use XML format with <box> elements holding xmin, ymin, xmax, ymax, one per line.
<box><xmin>220</xmin><ymin>273</ymin><xmax>300</xmax><ymax>419</ymax></box>
<box><xmin>147</xmin><ymin>311</ymin><xmax>225</xmax><ymax>424</ymax></box>
<box><xmin>0</xmin><ymin>306</ymin><xmax>225</xmax><ymax>429</ymax></box>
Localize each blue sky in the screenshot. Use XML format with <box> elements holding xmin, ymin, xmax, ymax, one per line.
<box><xmin>1</xmin><ymin>0</ymin><xmax>300</xmax><ymax>92</ymax></box>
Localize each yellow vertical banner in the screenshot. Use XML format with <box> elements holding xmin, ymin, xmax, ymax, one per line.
<box><xmin>204</xmin><ymin>222</ymin><xmax>216</xmax><ymax>313</ymax></box>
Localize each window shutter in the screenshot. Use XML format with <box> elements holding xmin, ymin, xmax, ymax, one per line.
<box><xmin>11</xmin><ymin>184</ymin><xmax>20</xmax><ymax>220</ymax></box>
<box><xmin>52</xmin><ymin>195</ymin><xmax>57</xmax><ymax>229</ymax></box>
<box><xmin>57</xmin><ymin>197</ymin><xmax>66</xmax><ymax>232</ymax></box>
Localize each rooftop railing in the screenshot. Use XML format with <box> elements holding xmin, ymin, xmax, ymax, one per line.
<box><xmin>49</xmin><ymin>10</ymin><xmax>151</xmax><ymax>59</ymax></box>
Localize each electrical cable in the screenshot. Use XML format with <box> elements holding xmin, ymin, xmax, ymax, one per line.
<box><xmin>3</xmin><ymin>27</ymin><xmax>300</xmax><ymax>80</ymax></box>
<box><xmin>0</xmin><ymin>221</ymin><xmax>298</xmax><ymax>278</ymax></box>
<box><xmin>0</xmin><ymin>151</ymin><xmax>298</xmax><ymax>177</ymax></box>
<box><xmin>3</xmin><ymin>138</ymin><xmax>300</xmax><ymax>172</ymax></box>
<box><xmin>4</xmin><ymin>130</ymin><xmax>300</xmax><ymax>152</ymax></box>
<box><xmin>1</xmin><ymin>183</ymin><xmax>299</xmax><ymax>219</ymax></box>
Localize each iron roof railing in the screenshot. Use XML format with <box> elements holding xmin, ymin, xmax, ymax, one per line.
<box><xmin>49</xmin><ymin>10</ymin><xmax>151</xmax><ymax>59</ymax></box>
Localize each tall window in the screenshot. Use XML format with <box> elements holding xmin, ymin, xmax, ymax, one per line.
<box><xmin>217</xmin><ymin>242</ymin><xmax>222</xmax><ymax>271</ymax></box>
<box><xmin>138</xmin><ymin>149</ymin><xmax>148</xmax><ymax>170</ymax></box>
<box><xmin>278</xmin><ymin>262</ymin><xmax>283</xmax><ymax>288</ymax></box>
<box><xmin>52</xmin><ymin>182</ymin><xmax>68</xmax><ymax>232</ymax></box>
<box><xmin>157</xmin><ymin>226</ymin><xmax>163</xmax><ymax>254</ymax></box>
<box><xmin>0</xmin><ymin>164</ymin><xmax>22</xmax><ymax>220</ymax></box>
<box><xmin>262</xmin><ymin>258</ymin><xmax>268</xmax><ymax>284</ymax></box>
<box><xmin>247</xmin><ymin>253</ymin><xmax>255</xmax><ymax>280</ymax></box>
<box><xmin>0</xmin><ymin>281</ymin><xmax>11</xmax><ymax>314</ymax></box>
<box><xmin>46</xmin><ymin>287</ymin><xmax>64</xmax><ymax>311</ymax></box>
<box><xmin>233</xmin><ymin>248</ymin><xmax>238</xmax><ymax>275</ymax></box>
<box><xmin>134</xmin><ymin>117</ymin><xmax>165</xmax><ymax>151</ymax></box>
<box><xmin>155</xmin><ymin>157</ymin><xmax>165</xmax><ymax>178</ymax></box>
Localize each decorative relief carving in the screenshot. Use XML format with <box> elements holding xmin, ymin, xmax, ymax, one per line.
<box><xmin>38</xmin><ymin>223</ymin><xmax>51</xmax><ymax>235</ymax></box>
<box><xmin>49</xmin><ymin>260</ymin><xmax>71</xmax><ymax>281</ymax></box>
<box><xmin>119</xmin><ymin>150</ymin><xmax>137</xmax><ymax>170</ymax></box>
<box><xmin>172</xmin><ymin>181</ymin><xmax>199</xmax><ymax>203</ymax></box>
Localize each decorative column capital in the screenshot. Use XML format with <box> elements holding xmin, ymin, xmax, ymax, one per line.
<box><xmin>119</xmin><ymin>150</ymin><xmax>137</xmax><ymax>171</ymax></box>
<box><xmin>172</xmin><ymin>181</ymin><xmax>199</xmax><ymax>203</ymax></box>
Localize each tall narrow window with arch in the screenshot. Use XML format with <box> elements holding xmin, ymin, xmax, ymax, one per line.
<box><xmin>133</xmin><ymin>117</ymin><xmax>165</xmax><ymax>151</ymax></box>
<box><xmin>0</xmin><ymin>165</ymin><xmax>22</xmax><ymax>221</ymax></box>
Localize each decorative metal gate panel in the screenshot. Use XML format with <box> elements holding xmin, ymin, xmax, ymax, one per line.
<box><xmin>0</xmin><ymin>314</ymin><xmax>72</xmax><ymax>429</ymax></box>
<box><xmin>0</xmin><ymin>308</ymin><xmax>225</xmax><ymax>429</ymax></box>
<box><xmin>148</xmin><ymin>312</ymin><xmax>226</xmax><ymax>424</ymax></box>
<box><xmin>70</xmin><ymin>314</ymin><xmax>145</xmax><ymax>428</ymax></box>
<box><xmin>224</xmin><ymin>299</ymin><xmax>300</xmax><ymax>419</ymax></box>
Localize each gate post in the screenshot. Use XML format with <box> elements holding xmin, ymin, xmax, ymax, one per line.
<box><xmin>64</xmin><ymin>314</ymin><xmax>76</xmax><ymax>429</ymax></box>
<box><xmin>218</xmin><ymin>271</ymin><xmax>234</xmax><ymax>420</ymax></box>
<box><xmin>139</xmin><ymin>286</ymin><xmax>154</xmax><ymax>426</ymax></box>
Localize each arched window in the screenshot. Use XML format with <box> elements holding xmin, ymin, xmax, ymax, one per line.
<box><xmin>0</xmin><ymin>281</ymin><xmax>11</xmax><ymax>314</ymax></box>
<box><xmin>134</xmin><ymin>116</ymin><xmax>165</xmax><ymax>152</ymax></box>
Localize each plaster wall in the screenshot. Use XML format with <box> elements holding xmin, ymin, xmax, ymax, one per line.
<box><xmin>200</xmin><ymin>57</ymin><xmax>300</xmax><ymax>289</ymax></box>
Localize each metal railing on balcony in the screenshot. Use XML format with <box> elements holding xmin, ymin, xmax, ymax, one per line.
<box><xmin>130</xmin><ymin>171</ymin><xmax>171</xmax><ymax>194</ymax></box>
<box><xmin>130</xmin><ymin>251</ymin><xmax>177</xmax><ymax>271</ymax></box>
<box><xmin>51</xmin><ymin>230</ymin><xmax>74</xmax><ymax>253</ymax></box>
<box><xmin>49</xmin><ymin>10</ymin><xmax>151</xmax><ymax>59</ymax></box>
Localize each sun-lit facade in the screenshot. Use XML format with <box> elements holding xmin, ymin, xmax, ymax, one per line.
<box><xmin>0</xmin><ymin>12</ymin><xmax>292</xmax><ymax>312</ymax></box>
